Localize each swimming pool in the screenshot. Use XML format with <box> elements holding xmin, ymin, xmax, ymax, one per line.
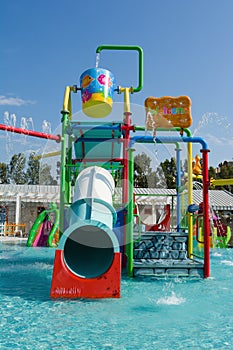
<box><xmin>0</xmin><ymin>240</ymin><xmax>233</xmax><ymax>350</ymax></box>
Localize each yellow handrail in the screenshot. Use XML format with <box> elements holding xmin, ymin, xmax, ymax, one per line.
<box><xmin>210</xmin><ymin>178</ymin><xmax>233</xmax><ymax>187</ymax></box>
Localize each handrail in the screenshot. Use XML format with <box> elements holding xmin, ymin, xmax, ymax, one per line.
<box><xmin>210</xmin><ymin>178</ymin><xmax>233</xmax><ymax>187</ymax></box>
<box><xmin>4</xmin><ymin>223</ymin><xmax>26</xmax><ymax>235</ymax></box>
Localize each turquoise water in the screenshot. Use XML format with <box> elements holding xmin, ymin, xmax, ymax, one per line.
<box><xmin>0</xmin><ymin>240</ymin><xmax>233</xmax><ymax>350</ymax></box>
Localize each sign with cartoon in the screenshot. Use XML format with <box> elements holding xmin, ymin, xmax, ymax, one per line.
<box><xmin>145</xmin><ymin>95</ymin><xmax>192</xmax><ymax>130</ymax></box>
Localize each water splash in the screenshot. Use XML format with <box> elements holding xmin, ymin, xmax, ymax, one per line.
<box><xmin>146</xmin><ymin>110</ymin><xmax>157</xmax><ymax>136</ymax></box>
<box><xmin>10</xmin><ymin>114</ymin><xmax>16</xmax><ymax>127</ymax></box>
<box><xmin>221</xmin><ymin>260</ymin><xmax>233</xmax><ymax>267</ymax></box>
<box><xmin>3</xmin><ymin>111</ymin><xmax>10</xmax><ymax>125</ymax></box>
<box><xmin>3</xmin><ymin>112</ymin><xmax>16</xmax><ymax>126</ymax></box>
<box><xmin>3</xmin><ymin>112</ymin><xmax>14</xmax><ymax>157</ymax></box>
<box><xmin>6</xmin><ymin>133</ymin><xmax>14</xmax><ymax>155</ymax></box>
<box><xmin>20</xmin><ymin>116</ymin><xmax>34</xmax><ymax>130</ymax></box>
<box><xmin>95</xmin><ymin>52</ymin><xmax>100</xmax><ymax>68</ymax></box>
<box><xmin>193</xmin><ymin>112</ymin><xmax>232</xmax><ymax>137</ymax></box>
<box><xmin>212</xmin><ymin>251</ymin><xmax>222</xmax><ymax>257</ymax></box>
<box><xmin>42</xmin><ymin>120</ymin><xmax>51</xmax><ymax>133</ymax></box>
<box><xmin>21</xmin><ymin>117</ymin><xmax>27</xmax><ymax>129</ymax></box>
<box><xmin>27</xmin><ymin>117</ymin><xmax>34</xmax><ymax>130</ymax></box>
<box><xmin>156</xmin><ymin>291</ymin><xmax>186</xmax><ymax>305</ymax></box>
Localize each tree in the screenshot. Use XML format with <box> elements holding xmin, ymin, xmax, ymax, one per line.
<box><xmin>8</xmin><ymin>153</ymin><xmax>27</xmax><ymax>184</ymax></box>
<box><xmin>39</xmin><ymin>163</ymin><xmax>58</xmax><ymax>185</ymax></box>
<box><xmin>208</xmin><ymin>166</ymin><xmax>216</xmax><ymax>180</ymax></box>
<box><xmin>216</xmin><ymin>161</ymin><xmax>233</xmax><ymax>193</ymax></box>
<box><xmin>159</xmin><ymin>157</ymin><xmax>176</xmax><ymax>188</ymax></box>
<box><xmin>134</xmin><ymin>153</ymin><xmax>160</xmax><ymax>187</ymax></box>
<box><xmin>26</xmin><ymin>152</ymin><xmax>40</xmax><ymax>184</ymax></box>
<box><xmin>113</xmin><ymin>167</ymin><xmax>123</xmax><ymax>187</ymax></box>
<box><xmin>0</xmin><ymin>162</ymin><xmax>8</xmax><ymax>184</ymax></box>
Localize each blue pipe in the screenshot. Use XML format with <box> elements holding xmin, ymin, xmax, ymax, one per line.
<box><xmin>67</xmin><ymin>124</ymin><xmax>122</xmax><ymax>133</ymax></box>
<box><xmin>130</xmin><ymin>136</ymin><xmax>209</xmax><ymax>150</ymax></box>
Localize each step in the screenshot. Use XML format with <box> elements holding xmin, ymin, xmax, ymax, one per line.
<box><xmin>133</xmin><ymin>258</ymin><xmax>204</xmax><ymax>278</ymax></box>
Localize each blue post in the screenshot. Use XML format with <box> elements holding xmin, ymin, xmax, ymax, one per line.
<box><xmin>176</xmin><ymin>146</ymin><xmax>182</xmax><ymax>232</ymax></box>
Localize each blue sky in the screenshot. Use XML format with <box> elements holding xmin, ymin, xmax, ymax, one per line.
<box><xmin>1</xmin><ymin>0</ymin><xmax>233</xmax><ymax>167</ymax></box>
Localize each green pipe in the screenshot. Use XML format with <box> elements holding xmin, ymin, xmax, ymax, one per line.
<box><xmin>126</xmin><ymin>147</ymin><xmax>135</xmax><ymax>277</ymax></box>
<box><xmin>96</xmin><ymin>45</ymin><xmax>143</xmax><ymax>93</ymax></box>
<box><xmin>134</xmin><ymin>126</ymin><xmax>192</xmax><ymax>137</ymax></box>
<box><xmin>67</xmin><ymin>134</ymin><xmax>73</xmax><ymax>204</ymax></box>
<box><xmin>67</xmin><ymin>163</ymin><xmax>123</xmax><ymax>170</ymax></box>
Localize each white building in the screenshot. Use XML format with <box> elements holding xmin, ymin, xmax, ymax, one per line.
<box><xmin>0</xmin><ymin>185</ymin><xmax>233</xmax><ymax>235</ymax></box>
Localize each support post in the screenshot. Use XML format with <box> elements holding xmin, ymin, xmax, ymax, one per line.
<box><xmin>187</xmin><ymin>142</ymin><xmax>193</xmax><ymax>257</ymax></box>
<box><xmin>127</xmin><ymin>147</ymin><xmax>135</xmax><ymax>277</ymax></box>
<box><xmin>176</xmin><ymin>145</ymin><xmax>182</xmax><ymax>232</ymax></box>
<box><xmin>122</xmin><ymin>88</ymin><xmax>131</xmax><ymax>207</ymax></box>
<box><xmin>59</xmin><ymin>111</ymin><xmax>68</xmax><ymax>236</ymax></box>
<box><xmin>201</xmin><ymin>149</ymin><xmax>211</xmax><ymax>278</ymax></box>
<box><xmin>15</xmin><ymin>195</ymin><xmax>21</xmax><ymax>232</ymax></box>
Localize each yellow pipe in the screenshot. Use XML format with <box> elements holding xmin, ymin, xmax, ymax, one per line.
<box><xmin>181</xmin><ymin>191</ymin><xmax>185</xmax><ymax>218</ymax></box>
<box><xmin>63</xmin><ymin>86</ymin><xmax>71</xmax><ymax>112</ymax></box>
<box><xmin>210</xmin><ymin>178</ymin><xmax>233</xmax><ymax>186</ymax></box>
<box><xmin>33</xmin><ymin>151</ymin><xmax>61</xmax><ymax>160</ymax></box>
<box><xmin>119</xmin><ymin>87</ymin><xmax>131</xmax><ymax>113</ymax></box>
<box><xmin>68</xmin><ymin>92</ymin><xmax>72</xmax><ymax>121</ymax></box>
<box><xmin>187</xmin><ymin>142</ymin><xmax>193</xmax><ymax>257</ymax></box>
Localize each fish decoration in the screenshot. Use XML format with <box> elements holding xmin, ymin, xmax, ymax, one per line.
<box><xmin>97</xmin><ymin>74</ymin><xmax>112</xmax><ymax>87</ymax></box>
<box><xmin>81</xmin><ymin>75</ymin><xmax>94</xmax><ymax>89</ymax></box>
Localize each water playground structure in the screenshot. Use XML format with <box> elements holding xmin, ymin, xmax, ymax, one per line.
<box><xmin>0</xmin><ymin>45</ymin><xmax>215</xmax><ymax>299</ymax></box>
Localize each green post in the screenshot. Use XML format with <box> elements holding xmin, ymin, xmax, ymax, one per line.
<box><xmin>67</xmin><ymin>134</ymin><xmax>73</xmax><ymax>203</ymax></box>
<box><xmin>59</xmin><ymin>110</ymin><xmax>70</xmax><ymax>236</ymax></box>
<box><xmin>126</xmin><ymin>147</ymin><xmax>135</xmax><ymax>277</ymax></box>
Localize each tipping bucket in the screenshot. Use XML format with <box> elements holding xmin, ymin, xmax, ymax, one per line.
<box><xmin>80</xmin><ymin>68</ymin><xmax>115</xmax><ymax>118</ymax></box>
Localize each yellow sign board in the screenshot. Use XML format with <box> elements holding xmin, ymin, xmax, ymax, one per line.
<box><xmin>145</xmin><ymin>95</ymin><xmax>192</xmax><ymax>130</ymax></box>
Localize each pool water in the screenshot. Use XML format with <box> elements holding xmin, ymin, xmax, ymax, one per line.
<box><xmin>0</xmin><ymin>240</ymin><xmax>233</xmax><ymax>350</ymax></box>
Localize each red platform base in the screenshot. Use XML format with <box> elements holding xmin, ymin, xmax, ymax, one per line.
<box><xmin>50</xmin><ymin>250</ymin><xmax>121</xmax><ymax>298</ymax></box>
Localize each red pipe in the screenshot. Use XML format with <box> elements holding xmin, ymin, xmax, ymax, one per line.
<box><xmin>121</xmin><ymin>125</ymin><xmax>135</xmax><ymax>131</ymax></box>
<box><xmin>201</xmin><ymin>149</ymin><xmax>211</xmax><ymax>278</ymax></box>
<box><xmin>0</xmin><ymin>124</ymin><xmax>61</xmax><ymax>142</ymax></box>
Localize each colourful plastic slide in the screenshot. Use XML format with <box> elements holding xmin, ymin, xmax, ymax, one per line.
<box><xmin>27</xmin><ymin>204</ymin><xmax>59</xmax><ymax>247</ymax></box>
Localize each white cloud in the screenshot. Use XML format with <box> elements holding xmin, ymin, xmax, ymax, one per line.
<box><xmin>205</xmin><ymin>133</ymin><xmax>224</xmax><ymax>145</ymax></box>
<box><xmin>206</xmin><ymin>133</ymin><xmax>233</xmax><ymax>147</ymax></box>
<box><xmin>0</xmin><ymin>95</ymin><xmax>36</xmax><ymax>106</ymax></box>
